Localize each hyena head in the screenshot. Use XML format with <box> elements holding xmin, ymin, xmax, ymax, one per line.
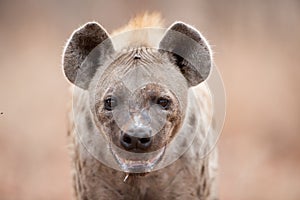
<box><xmin>63</xmin><ymin>21</ymin><xmax>212</xmax><ymax>172</ymax></box>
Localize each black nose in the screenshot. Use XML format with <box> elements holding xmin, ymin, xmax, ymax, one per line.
<box><xmin>120</xmin><ymin>133</ymin><xmax>152</xmax><ymax>151</ymax></box>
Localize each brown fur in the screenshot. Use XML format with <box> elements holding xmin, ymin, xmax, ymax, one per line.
<box><xmin>112</xmin><ymin>12</ymin><xmax>164</xmax><ymax>35</ymax></box>
<box><xmin>63</xmin><ymin>13</ymin><xmax>218</xmax><ymax>200</ymax></box>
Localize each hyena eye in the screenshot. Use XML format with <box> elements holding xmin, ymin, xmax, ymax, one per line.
<box><xmin>156</xmin><ymin>97</ymin><xmax>171</xmax><ymax>110</ymax></box>
<box><xmin>104</xmin><ymin>96</ymin><xmax>117</xmax><ymax>111</ymax></box>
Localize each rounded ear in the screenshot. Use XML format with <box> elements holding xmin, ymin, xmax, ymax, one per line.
<box><xmin>159</xmin><ymin>22</ymin><xmax>212</xmax><ymax>87</ymax></box>
<box><xmin>62</xmin><ymin>22</ymin><xmax>114</xmax><ymax>89</ymax></box>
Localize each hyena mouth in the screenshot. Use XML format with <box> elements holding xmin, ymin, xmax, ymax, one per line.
<box><xmin>110</xmin><ymin>145</ymin><xmax>166</xmax><ymax>173</ymax></box>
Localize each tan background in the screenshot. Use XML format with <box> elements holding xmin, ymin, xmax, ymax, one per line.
<box><xmin>0</xmin><ymin>0</ymin><xmax>300</xmax><ymax>199</ymax></box>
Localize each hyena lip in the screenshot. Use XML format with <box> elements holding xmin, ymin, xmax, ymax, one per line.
<box><xmin>111</xmin><ymin>146</ymin><xmax>166</xmax><ymax>173</ymax></box>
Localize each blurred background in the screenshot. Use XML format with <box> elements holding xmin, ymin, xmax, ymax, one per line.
<box><xmin>0</xmin><ymin>0</ymin><xmax>300</xmax><ymax>199</ymax></box>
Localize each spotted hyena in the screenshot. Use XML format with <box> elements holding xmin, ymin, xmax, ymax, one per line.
<box><xmin>62</xmin><ymin>13</ymin><xmax>218</xmax><ymax>200</ymax></box>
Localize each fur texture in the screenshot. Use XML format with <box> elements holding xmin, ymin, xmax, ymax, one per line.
<box><xmin>63</xmin><ymin>13</ymin><xmax>218</xmax><ymax>200</ymax></box>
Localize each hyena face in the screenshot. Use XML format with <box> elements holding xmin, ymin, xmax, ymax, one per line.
<box><xmin>91</xmin><ymin>48</ymin><xmax>188</xmax><ymax>171</ymax></box>
<box><xmin>63</xmin><ymin>22</ymin><xmax>212</xmax><ymax>172</ymax></box>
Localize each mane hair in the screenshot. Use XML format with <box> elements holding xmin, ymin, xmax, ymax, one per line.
<box><xmin>112</xmin><ymin>12</ymin><xmax>164</xmax><ymax>35</ymax></box>
<box><xmin>111</xmin><ymin>12</ymin><xmax>165</xmax><ymax>49</ymax></box>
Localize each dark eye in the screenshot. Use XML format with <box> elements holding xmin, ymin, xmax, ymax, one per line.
<box><xmin>156</xmin><ymin>97</ymin><xmax>170</xmax><ymax>110</ymax></box>
<box><xmin>104</xmin><ymin>96</ymin><xmax>117</xmax><ymax>111</ymax></box>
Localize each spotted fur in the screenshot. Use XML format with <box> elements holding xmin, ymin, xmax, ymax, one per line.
<box><xmin>63</xmin><ymin>13</ymin><xmax>218</xmax><ymax>200</ymax></box>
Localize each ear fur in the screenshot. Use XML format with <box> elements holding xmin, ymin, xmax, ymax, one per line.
<box><xmin>159</xmin><ymin>22</ymin><xmax>212</xmax><ymax>87</ymax></box>
<box><xmin>62</xmin><ymin>22</ymin><xmax>114</xmax><ymax>89</ymax></box>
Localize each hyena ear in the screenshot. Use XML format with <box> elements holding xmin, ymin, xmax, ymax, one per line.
<box><xmin>159</xmin><ymin>22</ymin><xmax>212</xmax><ymax>87</ymax></box>
<box><xmin>63</xmin><ymin>22</ymin><xmax>114</xmax><ymax>89</ymax></box>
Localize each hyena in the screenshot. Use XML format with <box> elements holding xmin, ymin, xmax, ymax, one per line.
<box><xmin>62</xmin><ymin>13</ymin><xmax>218</xmax><ymax>200</ymax></box>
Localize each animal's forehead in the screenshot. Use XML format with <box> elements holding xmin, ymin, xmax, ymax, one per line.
<box><xmin>92</xmin><ymin>47</ymin><xmax>189</xmax><ymax>107</ymax></box>
<box><xmin>107</xmin><ymin>48</ymin><xmax>182</xmax><ymax>92</ymax></box>
<box><xmin>111</xmin><ymin>47</ymin><xmax>167</xmax><ymax>75</ymax></box>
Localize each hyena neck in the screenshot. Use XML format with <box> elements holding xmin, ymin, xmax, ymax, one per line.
<box><xmin>72</xmin><ymin>135</ymin><xmax>217</xmax><ymax>200</ymax></box>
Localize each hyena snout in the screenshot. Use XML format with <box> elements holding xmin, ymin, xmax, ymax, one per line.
<box><xmin>120</xmin><ymin>127</ymin><xmax>152</xmax><ymax>151</ymax></box>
